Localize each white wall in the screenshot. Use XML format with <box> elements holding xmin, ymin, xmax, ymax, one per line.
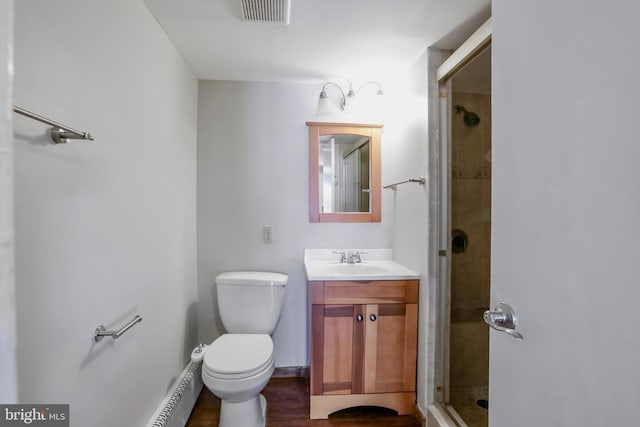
<box><xmin>0</xmin><ymin>0</ymin><xmax>17</xmax><ymax>404</ymax></box>
<box><xmin>13</xmin><ymin>1</ymin><xmax>198</xmax><ymax>426</ymax></box>
<box><xmin>387</xmin><ymin>47</ymin><xmax>444</xmax><ymax>413</ymax></box>
<box><xmin>196</xmin><ymin>77</ymin><xmax>426</xmax><ymax>367</ymax></box>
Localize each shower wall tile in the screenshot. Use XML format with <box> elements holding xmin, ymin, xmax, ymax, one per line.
<box><xmin>451</xmin><ymin>134</ymin><xmax>460</xmax><ymax>177</ymax></box>
<box><xmin>452</xmin><ymin>219</ymin><xmax>484</xmax><ymax>262</ymax></box>
<box><xmin>456</xmin><ymin>179</ymin><xmax>483</xmax><ymax>220</ymax></box>
<box><xmin>451</xmin><ymin>178</ymin><xmax>459</xmax><ymax>223</ymax></box>
<box><xmin>452</xmin><ymin>92</ymin><xmax>492</xmax><ymax>180</ymax></box>
<box><xmin>450</xmin><ymin>321</ymin><xmax>489</xmax><ymax>389</ymax></box>
<box><xmin>480</xmin><ymin>269</ymin><xmax>491</xmax><ymax>309</ymax></box>
<box><xmin>457</xmin><ymin>132</ymin><xmax>485</xmax><ymax>179</ymax></box>
<box><xmin>482</xmin><ymin>179</ymin><xmax>492</xmax><ymax>222</ymax></box>
<box><xmin>450</xmin><ymin>91</ymin><xmax>491</xmax><ymax>392</ymax></box>
<box><xmin>451</xmin><ymin>261</ymin><xmax>484</xmax><ymax>309</ymax></box>
<box><xmin>481</xmin><ymin>223</ymin><xmax>491</xmax><ymax>263</ymax></box>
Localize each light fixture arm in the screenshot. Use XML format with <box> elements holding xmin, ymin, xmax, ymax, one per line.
<box><xmin>319</xmin><ymin>81</ymin><xmax>346</xmax><ymax>111</ymax></box>
<box><xmin>348</xmin><ymin>81</ymin><xmax>384</xmax><ymax>98</ymax></box>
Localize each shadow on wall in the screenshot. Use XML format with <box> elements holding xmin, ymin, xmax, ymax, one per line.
<box><xmin>209</xmin><ymin>285</ymin><xmax>225</xmax><ymax>340</ymax></box>
<box><xmin>13</xmin><ymin>130</ymin><xmax>50</xmax><ymax>146</ymax></box>
<box><xmin>182</xmin><ymin>301</ymin><xmax>200</xmax><ymax>368</ymax></box>
<box><xmin>164</xmin><ymin>301</ymin><xmax>201</xmax><ymax>395</ymax></box>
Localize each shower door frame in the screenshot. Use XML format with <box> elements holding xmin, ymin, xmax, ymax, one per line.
<box><xmin>429</xmin><ymin>18</ymin><xmax>492</xmax><ymax>427</ymax></box>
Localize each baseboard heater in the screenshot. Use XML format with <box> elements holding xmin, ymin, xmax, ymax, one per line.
<box><xmin>146</xmin><ymin>360</ymin><xmax>203</xmax><ymax>427</ymax></box>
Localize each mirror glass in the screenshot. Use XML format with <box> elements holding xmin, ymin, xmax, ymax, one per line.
<box><xmin>307</xmin><ymin>122</ymin><xmax>382</xmax><ymax>223</ymax></box>
<box><xmin>318</xmin><ymin>134</ymin><xmax>371</xmax><ymax>213</ymax></box>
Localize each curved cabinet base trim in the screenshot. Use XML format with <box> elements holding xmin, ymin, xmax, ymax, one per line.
<box><xmin>310</xmin><ymin>392</ymin><xmax>416</xmax><ymax>420</ymax></box>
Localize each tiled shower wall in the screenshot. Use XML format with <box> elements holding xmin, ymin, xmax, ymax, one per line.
<box><xmin>450</xmin><ymin>92</ymin><xmax>491</xmax><ymax>391</ymax></box>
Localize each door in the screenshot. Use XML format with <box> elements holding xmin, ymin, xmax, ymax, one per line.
<box><xmin>364</xmin><ymin>303</ymin><xmax>417</xmax><ymax>394</ymax></box>
<box><xmin>311</xmin><ymin>304</ymin><xmax>362</xmax><ymax>395</ymax></box>
<box><xmin>490</xmin><ymin>1</ymin><xmax>640</xmax><ymax>425</ymax></box>
<box><xmin>341</xmin><ymin>152</ymin><xmax>358</xmax><ymax>212</ymax></box>
<box><xmin>358</xmin><ymin>142</ymin><xmax>370</xmax><ymax>212</ymax></box>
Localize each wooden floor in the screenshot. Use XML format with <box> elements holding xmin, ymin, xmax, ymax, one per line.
<box><xmin>186</xmin><ymin>377</ymin><xmax>423</xmax><ymax>427</ymax></box>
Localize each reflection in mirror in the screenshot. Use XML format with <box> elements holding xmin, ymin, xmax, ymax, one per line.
<box><xmin>307</xmin><ymin>122</ymin><xmax>382</xmax><ymax>223</ymax></box>
<box><xmin>319</xmin><ymin>134</ymin><xmax>370</xmax><ymax>213</ymax></box>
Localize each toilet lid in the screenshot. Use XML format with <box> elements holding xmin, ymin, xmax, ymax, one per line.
<box><xmin>215</xmin><ymin>271</ymin><xmax>288</xmax><ymax>287</ymax></box>
<box><xmin>203</xmin><ymin>334</ymin><xmax>273</xmax><ymax>378</ymax></box>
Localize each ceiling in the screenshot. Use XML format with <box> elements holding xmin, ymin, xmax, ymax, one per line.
<box><xmin>143</xmin><ymin>0</ymin><xmax>491</xmax><ymax>82</ymax></box>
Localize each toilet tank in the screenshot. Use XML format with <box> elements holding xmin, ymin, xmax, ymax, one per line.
<box><xmin>215</xmin><ymin>271</ymin><xmax>288</xmax><ymax>334</ymax></box>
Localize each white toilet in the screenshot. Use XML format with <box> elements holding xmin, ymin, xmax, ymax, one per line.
<box><xmin>201</xmin><ymin>271</ymin><xmax>288</xmax><ymax>427</ymax></box>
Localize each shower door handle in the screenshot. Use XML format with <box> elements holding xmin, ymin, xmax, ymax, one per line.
<box><xmin>483</xmin><ymin>303</ymin><xmax>524</xmax><ymax>341</ymax></box>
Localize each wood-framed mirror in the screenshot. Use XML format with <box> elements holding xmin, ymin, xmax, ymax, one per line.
<box><xmin>307</xmin><ymin>122</ymin><xmax>382</xmax><ymax>223</ymax></box>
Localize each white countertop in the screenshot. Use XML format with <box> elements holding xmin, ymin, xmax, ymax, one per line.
<box><xmin>304</xmin><ymin>249</ymin><xmax>419</xmax><ymax>281</ymax></box>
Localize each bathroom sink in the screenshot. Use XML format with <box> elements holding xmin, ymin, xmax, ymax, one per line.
<box><xmin>304</xmin><ymin>249</ymin><xmax>419</xmax><ymax>281</ymax></box>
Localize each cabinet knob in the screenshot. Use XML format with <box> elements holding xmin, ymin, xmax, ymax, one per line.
<box><xmin>369</xmin><ymin>314</ymin><xmax>377</xmax><ymax>322</ymax></box>
<box><xmin>356</xmin><ymin>314</ymin><xmax>364</xmax><ymax>322</ymax></box>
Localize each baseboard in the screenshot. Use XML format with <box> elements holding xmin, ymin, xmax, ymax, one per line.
<box><xmin>414</xmin><ymin>403</ymin><xmax>427</xmax><ymax>426</ymax></box>
<box><xmin>273</xmin><ymin>366</ymin><xmax>309</xmax><ymax>378</ymax></box>
<box><xmin>146</xmin><ymin>361</ymin><xmax>204</xmax><ymax>427</ymax></box>
<box><xmin>144</xmin><ymin>364</ymin><xmax>307</xmax><ymax>426</ymax></box>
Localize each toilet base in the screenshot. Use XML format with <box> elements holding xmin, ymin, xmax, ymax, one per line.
<box><xmin>219</xmin><ymin>393</ymin><xmax>267</xmax><ymax>427</ymax></box>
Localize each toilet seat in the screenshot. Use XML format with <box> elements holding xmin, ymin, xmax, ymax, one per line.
<box><xmin>203</xmin><ymin>334</ymin><xmax>273</xmax><ymax>380</ymax></box>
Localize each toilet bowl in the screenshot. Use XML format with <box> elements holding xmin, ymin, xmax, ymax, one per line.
<box><xmin>200</xmin><ymin>271</ymin><xmax>288</xmax><ymax>427</ymax></box>
<box><xmin>202</xmin><ymin>334</ymin><xmax>274</xmax><ymax>427</ymax></box>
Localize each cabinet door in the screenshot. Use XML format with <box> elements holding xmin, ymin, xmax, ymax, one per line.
<box><xmin>364</xmin><ymin>303</ymin><xmax>418</xmax><ymax>394</ymax></box>
<box><xmin>310</xmin><ymin>304</ymin><xmax>366</xmax><ymax>395</ymax></box>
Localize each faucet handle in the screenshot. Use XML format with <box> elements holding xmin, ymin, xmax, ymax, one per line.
<box><xmin>354</xmin><ymin>250</ymin><xmax>369</xmax><ymax>263</ymax></box>
<box><xmin>332</xmin><ymin>250</ymin><xmax>347</xmax><ymax>263</ymax></box>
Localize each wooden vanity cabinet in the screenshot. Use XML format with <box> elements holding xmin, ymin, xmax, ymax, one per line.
<box><xmin>309</xmin><ymin>280</ymin><xmax>419</xmax><ymax>419</ymax></box>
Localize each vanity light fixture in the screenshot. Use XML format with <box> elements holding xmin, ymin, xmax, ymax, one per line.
<box><xmin>316</xmin><ymin>81</ymin><xmax>384</xmax><ymax>115</ymax></box>
<box><xmin>317</xmin><ymin>82</ymin><xmax>346</xmax><ymax>115</ymax></box>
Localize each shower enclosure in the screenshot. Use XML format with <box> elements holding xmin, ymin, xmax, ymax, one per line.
<box><xmin>429</xmin><ymin>19</ymin><xmax>492</xmax><ymax>427</ymax></box>
<box><xmin>447</xmin><ymin>91</ymin><xmax>492</xmax><ymax>426</ymax></box>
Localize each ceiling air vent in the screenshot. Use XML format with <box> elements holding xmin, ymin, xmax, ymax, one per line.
<box><xmin>241</xmin><ymin>0</ymin><xmax>291</xmax><ymax>25</ymax></box>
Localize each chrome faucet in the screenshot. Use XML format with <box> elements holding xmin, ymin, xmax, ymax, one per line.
<box><xmin>353</xmin><ymin>251</ymin><xmax>369</xmax><ymax>263</ymax></box>
<box><xmin>333</xmin><ymin>250</ymin><xmax>369</xmax><ymax>264</ymax></box>
<box><xmin>333</xmin><ymin>250</ymin><xmax>347</xmax><ymax>263</ymax></box>
<box><xmin>351</xmin><ymin>250</ymin><xmax>369</xmax><ymax>263</ymax></box>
